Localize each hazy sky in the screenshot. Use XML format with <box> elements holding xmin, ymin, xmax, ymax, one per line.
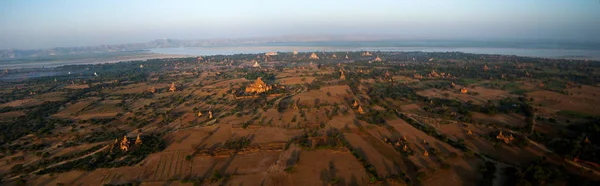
<box><xmin>1</xmin><ymin>0</ymin><xmax>599</xmax><ymax>49</ymax></box>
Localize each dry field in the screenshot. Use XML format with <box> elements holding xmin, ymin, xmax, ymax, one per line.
<box><xmin>279</xmin><ymin>77</ymin><xmax>315</xmax><ymax>85</ymax></box>
<box><xmin>0</xmin><ymin>110</ymin><xmax>24</xmax><ymax>121</ymax></box>
<box><xmin>527</xmin><ymin>85</ymin><xmax>600</xmax><ymax>116</ymax></box>
<box><xmin>75</xmin><ymin>99</ymin><xmax>122</xmax><ymax>120</ymax></box>
<box><xmin>64</xmin><ymin>84</ymin><xmax>90</xmax><ymax>89</ymax></box>
<box><xmin>287</xmin><ymin>150</ymin><xmax>370</xmax><ymax>186</ymax></box>
<box><xmin>53</xmin><ymin>97</ymin><xmax>99</xmax><ymax>118</ymax></box>
<box><xmin>433</xmin><ymin>122</ymin><xmax>545</xmax><ymax>165</ymax></box>
<box><xmin>471</xmin><ymin>112</ymin><xmax>527</xmax><ymax>128</ymax></box>
<box><xmin>417</xmin><ymin>86</ymin><xmax>510</xmax><ymax>104</ymax></box>
<box><xmin>343</xmin><ymin>133</ymin><xmax>400</xmax><ymax>177</ymax></box>
<box><xmin>1</xmin><ymin>98</ymin><xmax>42</xmax><ymax>108</ymax></box>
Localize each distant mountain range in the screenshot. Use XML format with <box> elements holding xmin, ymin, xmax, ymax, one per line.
<box><xmin>2</xmin><ymin>35</ymin><xmax>599</xmax><ymax>59</ymax></box>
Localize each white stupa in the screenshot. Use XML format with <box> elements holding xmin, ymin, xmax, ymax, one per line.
<box><xmin>252</xmin><ymin>61</ymin><xmax>261</xmax><ymax>68</ymax></box>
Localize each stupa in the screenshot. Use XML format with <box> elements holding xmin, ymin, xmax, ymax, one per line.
<box><xmin>357</xmin><ymin>105</ymin><xmax>365</xmax><ymax>114</ymax></box>
<box><xmin>309</xmin><ymin>52</ymin><xmax>319</xmax><ymax>60</ymax></box>
<box><xmin>149</xmin><ymin>86</ymin><xmax>156</xmax><ymax>93</ymax></box>
<box><xmin>353</xmin><ymin>100</ymin><xmax>359</xmax><ymax>108</ymax></box>
<box><xmin>361</xmin><ymin>51</ymin><xmax>372</xmax><ymax>56</ymax></box>
<box><xmin>209</xmin><ymin>111</ymin><xmax>213</xmax><ymax>119</ymax></box>
<box><xmin>332</xmin><ymin>53</ymin><xmax>337</xmax><ymax>58</ymax></box>
<box><xmin>135</xmin><ymin>134</ymin><xmax>142</xmax><ymax>145</ymax></box>
<box><xmin>373</xmin><ymin>56</ymin><xmax>382</xmax><ymax>62</ymax></box>
<box><xmin>169</xmin><ymin>82</ymin><xmax>177</xmax><ymax>92</ymax></box>
<box><xmin>339</xmin><ymin>70</ymin><xmax>346</xmax><ymax>80</ymax></box>
<box><xmin>460</xmin><ymin>87</ymin><xmax>468</xmax><ymax>94</ymax></box>
<box><xmin>252</xmin><ymin>61</ymin><xmax>261</xmax><ymax>68</ymax></box>
<box><xmin>120</xmin><ymin>135</ymin><xmax>130</xmax><ymax>152</ymax></box>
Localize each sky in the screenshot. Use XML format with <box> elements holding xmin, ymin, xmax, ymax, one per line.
<box><xmin>0</xmin><ymin>0</ymin><xmax>599</xmax><ymax>49</ymax></box>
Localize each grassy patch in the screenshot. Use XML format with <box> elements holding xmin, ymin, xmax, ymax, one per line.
<box><xmin>502</xmin><ymin>82</ymin><xmax>528</xmax><ymax>95</ymax></box>
<box><xmin>458</xmin><ymin>78</ymin><xmax>480</xmax><ymax>85</ymax></box>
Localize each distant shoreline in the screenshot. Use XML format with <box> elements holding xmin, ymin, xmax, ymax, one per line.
<box><xmin>150</xmin><ymin>46</ymin><xmax>600</xmax><ymax>61</ymax></box>
<box><xmin>1</xmin><ymin>44</ymin><xmax>599</xmax><ymax>69</ymax></box>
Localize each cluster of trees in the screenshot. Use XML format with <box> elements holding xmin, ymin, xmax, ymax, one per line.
<box><xmin>243</xmin><ymin>71</ymin><xmax>275</xmax><ymax>82</ymax></box>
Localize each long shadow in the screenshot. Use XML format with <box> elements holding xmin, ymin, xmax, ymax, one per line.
<box><xmin>69</xmin><ymin>171</ymin><xmax>91</xmax><ymax>185</ymax></box>
<box><xmin>286</xmin><ymin>150</ymin><xmax>301</xmax><ymax>167</ymax></box>
<box><xmin>200</xmin><ymin>161</ymin><xmax>219</xmax><ymax>180</ymax></box>
<box><xmin>452</xmin><ymin>164</ymin><xmax>475</xmax><ymax>186</ymax></box>
<box><xmin>350</xmin><ymin>174</ymin><xmax>359</xmax><ymax>186</ymax></box>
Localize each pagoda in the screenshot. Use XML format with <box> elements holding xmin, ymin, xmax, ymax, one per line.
<box><xmin>403</xmin><ymin>145</ymin><xmax>408</xmax><ymax>152</ymax></box>
<box><xmin>373</xmin><ymin>56</ymin><xmax>382</xmax><ymax>62</ymax></box>
<box><xmin>252</xmin><ymin>61</ymin><xmax>261</xmax><ymax>68</ymax></box>
<box><xmin>460</xmin><ymin>87</ymin><xmax>468</xmax><ymax>94</ymax></box>
<box><xmin>332</xmin><ymin>53</ymin><xmax>337</xmax><ymax>58</ymax></box>
<box><xmin>149</xmin><ymin>86</ymin><xmax>156</xmax><ymax>93</ymax></box>
<box><xmin>353</xmin><ymin>100</ymin><xmax>359</xmax><ymax>108</ymax></box>
<box><xmin>245</xmin><ymin>77</ymin><xmax>272</xmax><ymax>93</ymax></box>
<box><xmin>135</xmin><ymin>134</ymin><xmax>142</xmax><ymax>145</ymax></box>
<box><xmin>309</xmin><ymin>52</ymin><xmax>319</xmax><ymax>60</ymax></box>
<box><xmin>496</xmin><ymin>131</ymin><xmax>514</xmax><ymax>144</ymax></box>
<box><xmin>339</xmin><ymin>70</ymin><xmax>346</xmax><ymax>80</ymax></box>
<box><xmin>361</xmin><ymin>51</ymin><xmax>372</xmax><ymax>56</ymax></box>
<box><xmin>120</xmin><ymin>136</ymin><xmax>130</xmax><ymax>152</ymax></box>
<box><xmin>424</xmin><ymin>150</ymin><xmax>429</xmax><ymax>156</ymax></box>
<box><xmin>169</xmin><ymin>82</ymin><xmax>177</xmax><ymax>92</ymax></box>
<box><xmin>357</xmin><ymin>105</ymin><xmax>365</xmax><ymax>114</ymax></box>
<box><xmin>198</xmin><ymin>111</ymin><xmax>203</xmax><ymax>117</ymax></box>
<box><xmin>483</xmin><ymin>64</ymin><xmax>489</xmax><ymax>71</ymax></box>
<box><xmin>345</xmin><ymin>55</ymin><xmax>349</xmax><ymax>59</ymax></box>
<box><xmin>197</xmin><ymin>56</ymin><xmax>203</xmax><ymax>63</ymax></box>
<box><xmin>584</xmin><ymin>137</ymin><xmax>591</xmax><ymax>144</ymax></box>
<box><xmin>209</xmin><ymin>111</ymin><xmax>213</xmax><ymax>119</ymax></box>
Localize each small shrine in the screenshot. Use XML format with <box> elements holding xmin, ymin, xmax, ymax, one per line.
<box><xmin>339</xmin><ymin>69</ymin><xmax>346</xmax><ymax>80</ymax></box>
<box><xmin>120</xmin><ymin>135</ymin><xmax>130</xmax><ymax>152</ymax></box>
<box><xmin>169</xmin><ymin>82</ymin><xmax>177</xmax><ymax>92</ymax></box>
<box><xmin>357</xmin><ymin>105</ymin><xmax>365</xmax><ymax>114</ymax></box>
<box><xmin>309</xmin><ymin>52</ymin><xmax>319</xmax><ymax>60</ymax></box>
<box><xmin>252</xmin><ymin>61</ymin><xmax>261</xmax><ymax>68</ymax></box>
<box><xmin>135</xmin><ymin>134</ymin><xmax>142</xmax><ymax>145</ymax></box>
